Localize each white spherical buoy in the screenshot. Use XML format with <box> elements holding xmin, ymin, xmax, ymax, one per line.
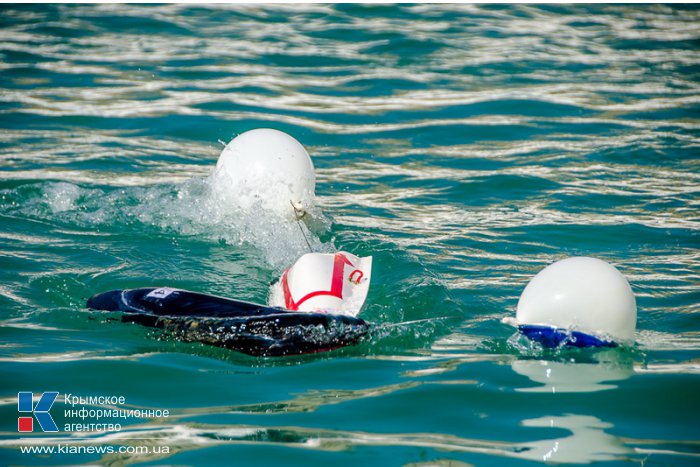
<box><xmin>215</xmin><ymin>128</ymin><xmax>315</xmax><ymax>215</ymax></box>
<box><xmin>516</xmin><ymin>257</ymin><xmax>637</xmax><ymax>343</ymax></box>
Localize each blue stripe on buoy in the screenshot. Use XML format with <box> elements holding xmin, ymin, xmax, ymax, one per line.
<box><xmin>518</xmin><ymin>324</ymin><xmax>617</xmax><ymax>348</ymax></box>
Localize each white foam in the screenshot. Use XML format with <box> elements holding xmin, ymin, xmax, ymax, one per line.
<box><xmin>1</xmin><ymin>172</ymin><xmax>332</xmax><ymax>270</ymax></box>
<box><xmin>43</xmin><ymin>182</ymin><xmax>82</xmax><ymax>213</ymax></box>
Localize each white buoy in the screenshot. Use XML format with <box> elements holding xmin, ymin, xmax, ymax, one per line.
<box><xmin>515</xmin><ymin>257</ymin><xmax>637</xmax><ymax>343</ymax></box>
<box><xmin>215</xmin><ymin>128</ymin><xmax>316</xmax><ymax>215</ymax></box>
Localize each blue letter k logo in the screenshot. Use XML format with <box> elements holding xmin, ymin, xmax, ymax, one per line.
<box><xmin>18</xmin><ymin>392</ymin><xmax>59</xmax><ymax>432</ymax></box>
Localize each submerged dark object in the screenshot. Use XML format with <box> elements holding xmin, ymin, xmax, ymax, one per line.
<box><xmin>518</xmin><ymin>324</ymin><xmax>617</xmax><ymax>348</ymax></box>
<box><xmin>86</xmin><ymin>287</ymin><xmax>369</xmax><ymax>357</ymax></box>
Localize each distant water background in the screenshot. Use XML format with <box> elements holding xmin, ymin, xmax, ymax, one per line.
<box><xmin>1</xmin><ymin>4</ymin><xmax>699</xmax><ymax>466</ymax></box>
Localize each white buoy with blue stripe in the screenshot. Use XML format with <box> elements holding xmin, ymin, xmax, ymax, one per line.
<box><xmin>514</xmin><ymin>257</ymin><xmax>637</xmax><ymax>347</ymax></box>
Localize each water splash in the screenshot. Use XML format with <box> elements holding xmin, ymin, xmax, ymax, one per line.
<box><xmin>0</xmin><ymin>174</ymin><xmax>332</xmax><ymax>269</ymax></box>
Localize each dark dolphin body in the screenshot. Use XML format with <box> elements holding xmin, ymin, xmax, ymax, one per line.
<box><xmin>86</xmin><ymin>288</ymin><xmax>370</xmax><ymax>357</ymax></box>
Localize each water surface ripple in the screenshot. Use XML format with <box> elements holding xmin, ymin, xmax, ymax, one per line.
<box><xmin>1</xmin><ymin>4</ymin><xmax>699</xmax><ymax>466</ymax></box>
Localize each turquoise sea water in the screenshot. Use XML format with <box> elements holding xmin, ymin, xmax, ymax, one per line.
<box><xmin>1</xmin><ymin>3</ymin><xmax>699</xmax><ymax>466</ymax></box>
